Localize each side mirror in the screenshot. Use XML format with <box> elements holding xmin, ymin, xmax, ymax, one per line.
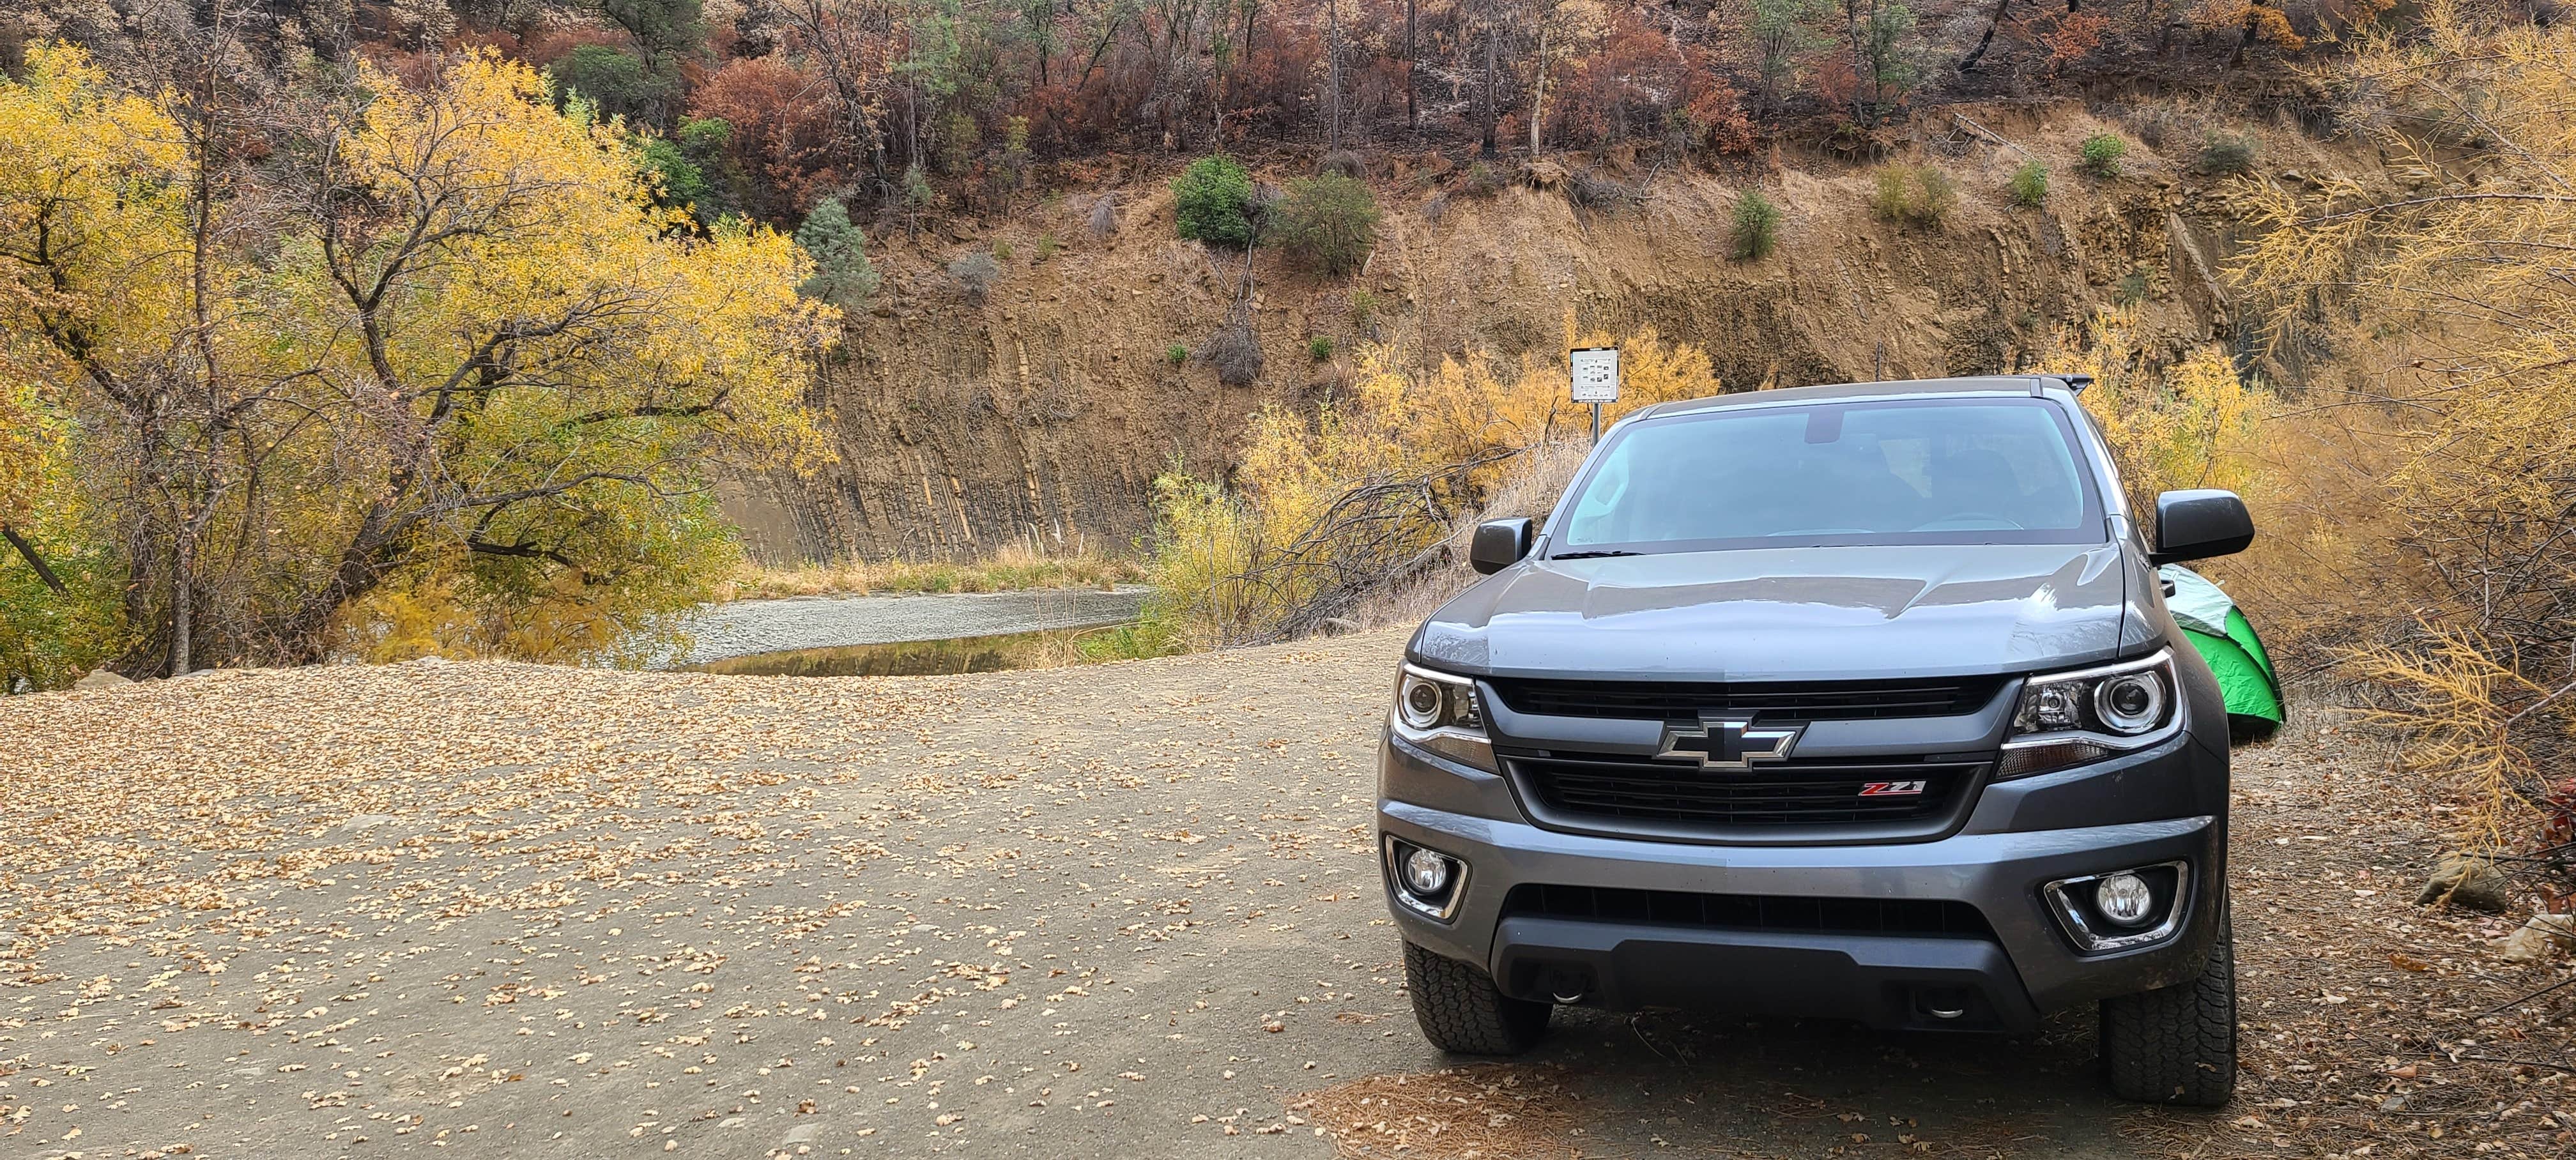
<box><xmin>1469</xmin><ymin>518</ymin><xmax>1535</xmax><ymax>575</ymax></box>
<box><xmin>2150</xmin><ymin>489</ymin><xmax>2255</xmax><ymax>564</ymax></box>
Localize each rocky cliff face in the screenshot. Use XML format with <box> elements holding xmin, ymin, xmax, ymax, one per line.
<box><xmin>730</xmin><ymin>100</ymin><xmax>2311</xmax><ymax>563</ymax></box>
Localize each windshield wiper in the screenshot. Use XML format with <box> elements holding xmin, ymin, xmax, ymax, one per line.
<box><xmin>1551</xmin><ymin>550</ymin><xmax>1643</xmax><ymax>560</ymax></box>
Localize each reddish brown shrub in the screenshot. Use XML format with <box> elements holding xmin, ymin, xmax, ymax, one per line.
<box><xmin>689</xmin><ymin>56</ymin><xmax>848</xmax><ymax>220</ymax></box>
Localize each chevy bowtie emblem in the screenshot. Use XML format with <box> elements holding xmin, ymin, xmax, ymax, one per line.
<box><xmin>1655</xmin><ymin>712</ymin><xmax>1805</xmax><ymax>771</ymax></box>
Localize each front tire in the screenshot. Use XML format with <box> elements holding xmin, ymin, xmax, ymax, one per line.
<box><xmin>1404</xmin><ymin>941</ymin><xmax>1550</xmax><ymax>1055</ymax></box>
<box><xmin>2099</xmin><ymin>904</ymin><xmax>2237</xmax><ymax>1106</ymax></box>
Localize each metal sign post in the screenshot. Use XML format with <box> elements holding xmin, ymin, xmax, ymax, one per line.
<box><xmin>1570</xmin><ymin>346</ymin><xmax>1620</xmax><ymax>443</ymax></box>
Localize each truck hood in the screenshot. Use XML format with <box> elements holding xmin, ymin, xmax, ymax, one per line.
<box><xmin>1409</xmin><ymin>542</ymin><xmax>2131</xmax><ymax>682</ymax></box>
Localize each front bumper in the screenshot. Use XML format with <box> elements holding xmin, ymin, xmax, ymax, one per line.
<box><xmin>1378</xmin><ymin>729</ymin><xmax>2227</xmax><ymax>1033</ymax></box>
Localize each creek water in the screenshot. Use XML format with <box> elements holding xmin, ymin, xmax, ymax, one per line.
<box><xmin>661</xmin><ymin>586</ymin><xmax>1152</xmax><ymax>676</ymax></box>
<box><xmin>680</xmin><ymin>625</ymin><xmax>1119</xmax><ymax>677</ymax></box>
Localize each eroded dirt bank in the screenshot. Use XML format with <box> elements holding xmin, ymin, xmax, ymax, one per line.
<box><xmin>6</xmin><ymin>634</ymin><xmax>2568</xmax><ymax>1157</ymax></box>
<box><xmin>745</xmin><ymin>100</ymin><xmax>2349</xmax><ymax>563</ymax></box>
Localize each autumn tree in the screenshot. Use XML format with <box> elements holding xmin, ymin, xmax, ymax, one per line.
<box><xmin>2233</xmin><ymin>1</ymin><xmax>2576</xmax><ymax>831</ymax></box>
<box><xmin>1747</xmin><ymin>0</ymin><xmax>1828</xmax><ymax>108</ymax></box>
<box><xmin>0</xmin><ymin>39</ymin><xmax>833</xmax><ymax>676</ymax></box>
<box><xmin>689</xmin><ymin>54</ymin><xmax>848</xmax><ymax>218</ymax></box>
<box><xmin>2237</xmin><ymin>1</ymin><xmax>2572</xmax><ymax>659</ymax></box>
<box><xmin>1846</xmin><ymin>0</ymin><xmax>1918</xmax><ymax>123</ymax></box>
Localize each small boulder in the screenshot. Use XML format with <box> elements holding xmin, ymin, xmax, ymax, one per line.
<box><xmin>73</xmin><ymin>668</ymin><xmax>132</xmax><ymax>690</ymax></box>
<box><xmin>2417</xmin><ymin>854</ymin><xmax>2515</xmax><ymax>912</ymax></box>
<box><xmin>2500</xmin><ymin>914</ymin><xmax>2576</xmax><ymax>963</ymax></box>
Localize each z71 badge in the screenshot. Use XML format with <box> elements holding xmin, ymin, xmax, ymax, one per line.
<box><xmin>1858</xmin><ymin>780</ymin><xmax>1928</xmax><ymax>797</ymax></box>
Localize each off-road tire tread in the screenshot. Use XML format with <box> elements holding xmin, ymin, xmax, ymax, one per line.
<box><xmin>2100</xmin><ymin>904</ymin><xmax>2237</xmax><ymax>1106</ymax></box>
<box><xmin>1404</xmin><ymin>942</ymin><xmax>1549</xmax><ymax>1055</ymax></box>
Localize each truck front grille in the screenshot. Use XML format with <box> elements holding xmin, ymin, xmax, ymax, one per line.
<box><xmin>1486</xmin><ymin>675</ymin><xmax>2004</xmax><ymax>721</ymax></box>
<box><xmin>1501</xmin><ymin>883</ymin><xmax>1995</xmax><ymax>940</ymax></box>
<box><xmin>1508</xmin><ymin>752</ymin><xmax>1981</xmax><ymax>830</ymax></box>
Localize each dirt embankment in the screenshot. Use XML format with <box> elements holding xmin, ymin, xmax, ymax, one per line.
<box><xmin>729</xmin><ymin>100</ymin><xmax>2363</xmax><ymax>563</ymax></box>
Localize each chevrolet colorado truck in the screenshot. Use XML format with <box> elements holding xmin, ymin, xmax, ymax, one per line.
<box><xmin>1377</xmin><ymin>375</ymin><xmax>2252</xmax><ymax>1106</ymax></box>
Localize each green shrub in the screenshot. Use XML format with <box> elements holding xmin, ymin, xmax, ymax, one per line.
<box><xmin>1167</xmin><ymin>342</ymin><xmax>1189</xmax><ymax>366</ymax></box>
<box><xmin>2195</xmin><ymin>132</ymin><xmax>2258</xmax><ymax>176</ymax></box>
<box><xmin>2009</xmin><ymin>159</ymin><xmax>2050</xmax><ymax>208</ymax></box>
<box><xmin>1036</xmin><ymin>233</ymin><xmax>1059</xmax><ymax>261</ymax></box>
<box><xmin>793</xmin><ymin>200</ymin><xmax>878</xmax><ymax>310</ymax></box>
<box><xmin>1871</xmin><ymin>167</ymin><xmax>1909</xmax><ymax>220</ymax></box>
<box><xmin>1917</xmin><ymin>166</ymin><xmax>1958</xmax><ymax>222</ymax></box>
<box><xmin>2116</xmin><ymin>266</ymin><xmax>2151</xmax><ymax>305</ymax></box>
<box><xmin>1870</xmin><ymin>164</ymin><xmax>1956</xmax><ymax>226</ymax></box>
<box><xmin>1460</xmin><ymin>161</ymin><xmax>1506</xmax><ymax>198</ymax></box>
<box><xmin>635</xmin><ymin>135</ymin><xmax>708</xmax><ymax>212</ymax></box>
<box><xmin>992</xmin><ymin>238</ymin><xmax>1014</xmax><ymax>262</ymax></box>
<box><xmin>1308</xmin><ymin>335</ymin><xmax>1335</xmax><ymax>361</ymax></box>
<box><xmin>2080</xmin><ymin>133</ymin><xmax>2128</xmax><ymax>178</ymax></box>
<box><xmin>1349</xmin><ymin>289</ymin><xmax>1378</xmax><ymax>332</ymax></box>
<box><xmin>1731</xmin><ymin>190</ymin><xmax>1781</xmax><ymax>259</ymax></box>
<box><xmin>1174</xmin><ymin>155</ymin><xmax>1256</xmax><ymax>247</ymax></box>
<box><xmin>1272</xmin><ymin>173</ymin><xmax>1381</xmax><ymax>277</ymax></box>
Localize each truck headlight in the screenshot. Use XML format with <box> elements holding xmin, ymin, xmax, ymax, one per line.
<box><xmin>1390</xmin><ymin>664</ymin><xmax>1497</xmax><ymax>772</ymax></box>
<box><xmin>1999</xmin><ymin>649</ymin><xmax>2181</xmax><ymax>778</ymax></box>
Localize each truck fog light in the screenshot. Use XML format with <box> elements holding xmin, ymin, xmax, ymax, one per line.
<box><xmin>2094</xmin><ymin>872</ymin><xmax>2156</xmax><ymax>927</ymax></box>
<box><xmin>2043</xmin><ymin>860</ymin><xmax>2189</xmax><ymax>953</ymax></box>
<box><xmin>1402</xmin><ymin>847</ymin><xmax>1455</xmax><ymax>896</ymax></box>
<box><xmin>1385</xmin><ymin>838</ymin><xmax>1468</xmax><ymax>921</ymax></box>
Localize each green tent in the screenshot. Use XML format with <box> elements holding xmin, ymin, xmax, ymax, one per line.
<box><xmin>2160</xmin><ymin>565</ymin><xmax>2285</xmax><ymax>744</ymax></box>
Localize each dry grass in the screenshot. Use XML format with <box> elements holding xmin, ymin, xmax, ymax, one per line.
<box><xmin>717</xmin><ymin>543</ymin><xmax>1144</xmax><ymax>602</ymax></box>
<box><xmin>1299</xmin><ymin>1065</ymin><xmax>1587</xmax><ymax>1159</ymax></box>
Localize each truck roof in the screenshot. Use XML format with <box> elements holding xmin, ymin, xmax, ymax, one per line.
<box><xmin>1640</xmin><ymin>375</ymin><xmax>2083</xmax><ymax>419</ymax></box>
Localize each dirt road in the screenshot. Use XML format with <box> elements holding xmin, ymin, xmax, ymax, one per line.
<box><xmin>3</xmin><ymin>634</ymin><xmax>2563</xmax><ymax>1159</ymax></box>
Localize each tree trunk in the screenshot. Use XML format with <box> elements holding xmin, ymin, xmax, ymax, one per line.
<box><xmin>1</xmin><ymin>524</ymin><xmax>66</xmax><ymax>595</ymax></box>
<box><xmin>1848</xmin><ymin>0</ymin><xmax>1866</xmax><ymax>121</ymax></box>
<box><xmin>1404</xmin><ymin>0</ymin><xmax>1417</xmax><ymax>131</ymax></box>
<box><xmin>1326</xmin><ymin>0</ymin><xmax>1342</xmax><ymax>151</ymax></box>
<box><xmin>2229</xmin><ymin>3</ymin><xmax>2263</xmax><ymax>68</ymax></box>
<box><xmin>1959</xmin><ymin>0</ymin><xmax>2013</xmax><ymax>72</ymax></box>
<box><xmin>169</xmin><ymin>535</ymin><xmax>192</xmax><ymax>676</ymax></box>
<box><xmin>1478</xmin><ymin>6</ymin><xmax>1499</xmax><ymax>156</ymax></box>
<box><xmin>1528</xmin><ymin>22</ymin><xmax>1548</xmax><ymax>156</ymax></box>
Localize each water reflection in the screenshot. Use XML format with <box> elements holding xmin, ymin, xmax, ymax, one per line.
<box><xmin>682</xmin><ymin>627</ymin><xmax>1112</xmax><ymax>677</ymax></box>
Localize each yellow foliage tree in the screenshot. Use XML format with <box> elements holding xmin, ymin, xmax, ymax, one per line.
<box><xmin>0</xmin><ymin>42</ymin><xmax>834</xmax><ymax>676</ymax></box>
<box><xmin>2035</xmin><ymin>307</ymin><xmax>2268</xmax><ymax>515</ymax></box>
<box><xmin>1144</xmin><ymin>323</ymin><xmax>1720</xmax><ymax>647</ymax></box>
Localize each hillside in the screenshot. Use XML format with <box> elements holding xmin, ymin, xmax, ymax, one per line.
<box><xmin>737</xmin><ymin>100</ymin><xmax>2352</xmax><ymax>561</ymax></box>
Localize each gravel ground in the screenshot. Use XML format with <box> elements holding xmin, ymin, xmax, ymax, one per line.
<box><xmin>3</xmin><ymin>633</ymin><xmax>2567</xmax><ymax>1159</ymax></box>
<box><xmin>669</xmin><ymin>587</ymin><xmax>1153</xmax><ymax>666</ymax></box>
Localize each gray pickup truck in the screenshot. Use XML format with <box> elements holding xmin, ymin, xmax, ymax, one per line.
<box><xmin>1377</xmin><ymin>375</ymin><xmax>2251</xmax><ymax>1106</ymax></box>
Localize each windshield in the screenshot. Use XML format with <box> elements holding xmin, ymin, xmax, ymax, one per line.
<box><xmin>1556</xmin><ymin>397</ymin><xmax>2103</xmax><ymax>554</ymax></box>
